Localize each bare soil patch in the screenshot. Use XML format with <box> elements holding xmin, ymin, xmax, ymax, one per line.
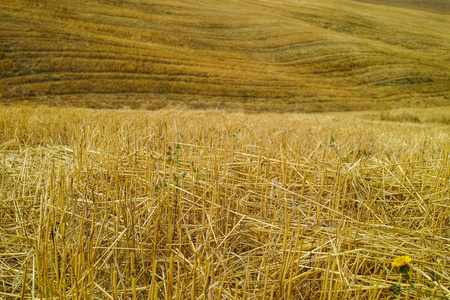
<box><xmin>353</xmin><ymin>0</ymin><xmax>450</xmax><ymax>14</ymax></box>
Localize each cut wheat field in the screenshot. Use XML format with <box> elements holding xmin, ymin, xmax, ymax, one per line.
<box><xmin>1</xmin><ymin>0</ymin><xmax>449</xmax><ymax>111</ymax></box>
<box><xmin>0</xmin><ymin>105</ymin><xmax>449</xmax><ymax>299</ymax></box>
<box><xmin>1</xmin><ymin>0</ymin><xmax>449</xmax><ymax>298</ymax></box>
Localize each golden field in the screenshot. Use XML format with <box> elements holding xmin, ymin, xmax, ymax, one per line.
<box><xmin>0</xmin><ymin>105</ymin><xmax>449</xmax><ymax>299</ymax></box>
<box><xmin>1</xmin><ymin>0</ymin><xmax>450</xmax><ymax>298</ymax></box>
<box><xmin>0</xmin><ymin>0</ymin><xmax>449</xmax><ymax>111</ymax></box>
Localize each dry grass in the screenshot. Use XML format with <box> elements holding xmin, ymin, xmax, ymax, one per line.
<box><xmin>1</xmin><ymin>104</ymin><xmax>449</xmax><ymax>299</ymax></box>
<box><xmin>1</xmin><ymin>0</ymin><xmax>449</xmax><ymax>111</ymax></box>
<box><xmin>365</xmin><ymin>106</ymin><xmax>450</xmax><ymax>124</ymax></box>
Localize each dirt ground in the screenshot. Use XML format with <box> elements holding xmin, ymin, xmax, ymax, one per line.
<box><xmin>353</xmin><ymin>0</ymin><xmax>450</xmax><ymax>14</ymax></box>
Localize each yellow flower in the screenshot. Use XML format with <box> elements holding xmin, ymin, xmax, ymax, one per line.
<box><xmin>392</xmin><ymin>255</ymin><xmax>412</xmax><ymax>267</ymax></box>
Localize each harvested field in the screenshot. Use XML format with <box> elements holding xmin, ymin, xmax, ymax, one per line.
<box><xmin>1</xmin><ymin>0</ymin><xmax>449</xmax><ymax>111</ymax></box>
<box><xmin>1</xmin><ymin>105</ymin><xmax>449</xmax><ymax>299</ymax></box>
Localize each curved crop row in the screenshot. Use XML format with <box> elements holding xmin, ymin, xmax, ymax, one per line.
<box><xmin>0</xmin><ymin>0</ymin><xmax>449</xmax><ymax>111</ymax></box>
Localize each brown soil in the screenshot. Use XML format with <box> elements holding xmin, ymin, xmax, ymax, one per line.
<box><xmin>353</xmin><ymin>0</ymin><xmax>450</xmax><ymax>14</ymax></box>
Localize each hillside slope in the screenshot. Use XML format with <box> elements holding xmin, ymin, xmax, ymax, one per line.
<box><xmin>0</xmin><ymin>0</ymin><xmax>449</xmax><ymax>111</ymax></box>
<box><xmin>354</xmin><ymin>0</ymin><xmax>450</xmax><ymax>14</ymax></box>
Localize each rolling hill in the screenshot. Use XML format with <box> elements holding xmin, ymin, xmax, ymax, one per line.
<box><xmin>0</xmin><ymin>0</ymin><xmax>449</xmax><ymax>111</ymax></box>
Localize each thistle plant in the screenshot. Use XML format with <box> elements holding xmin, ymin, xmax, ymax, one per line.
<box><xmin>390</xmin><ymin>256</ymin><xmax>449</xmax><ymax>299</ymax></box>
